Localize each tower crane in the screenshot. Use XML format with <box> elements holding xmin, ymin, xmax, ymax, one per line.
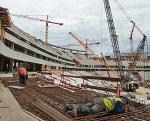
<box><xmin>103</xmin><ymin>0</ymin><xmax>146</xmax><ymax>91</ymax></box>
<box><xmin>69</xmin><ymin>32</ymin><xmax>118</xmax><ymax>78</ymax></box>
<box><xmin>11</xmin><ymin>14</ymin><xmax>63</xmax><ymax>43</ymax></box>
<box><xmin>61</xmin><ymin>41</ymin><xmax>100</xmax><ymax>48</ymax></box>
<box><xmin>61</xmin><ymin>41</ymin><xmax>100</xmax><ymax>57</ymax></box>
<box><xmin>126</xmin><ymin>21</ymin><xmax>146</xmax><ymax>87</ymax></box>
<box><xmin>127</xmin><ymin>36</ymin><xmax>146</xmax><ymax>78</ymax></box>
<box><xmin>69</xmin><ymin>32</ymin><xmax>122</xmax><ymax>96</ymax></box>
<box><xmin>127</xmin><ymin>21</ymin><xmax>146</xmax><ymax>77</ymax></box>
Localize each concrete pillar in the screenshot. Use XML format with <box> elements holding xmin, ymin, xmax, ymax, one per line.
<box><xmin>8</xmin><ymin>43</ymin><xmax>15</xmax><ymax>72</ymax></box>
<box><xmin>11</xmin><ymin>42</ymin><xmax>14</xmax><ymax>50</ymax></box>
<box><xmin>23</xmin><ymin>62</ymin><xmax>27</xmax><ymax>69</ymax></box>
<box><xmin>0</xmin><ymin>21</ymin><xmax>2</xmax><ymax>42</ymax></box>
<box><xmin>33</xmin><ymin>63</ymin><xmax>36</xmax><ymax>72</ymax></box>
<box><xmin>0</xmin><ymin>57</ymin><xmax>4</xmax><ymax>71</ymax></box>
<box><xmin>38</xmin><ymin>55</ymin><xmax>42</xmax><ymax>59</ymax></box>
<box><xmin>14</xmin><ymin>61</ymin><xmax>16</xmax><ymax>68</ymax></box>
<box><xmin>34</xmin><ymin>52</ymin><xmax>36</xmax><ymax>57</ymax></box>
<box><xmin>9</xmin><ymin>59</ymin><xmax>13</xmax><ymax>72</ymax></box>
<box><xmin>16</xmin><ymin>61</ymin><xmax>19</xmax><ymax>68</ymax></box>
<box><xmin>83</xmin><ymin>79</ymin><xmax>85</xmax><ymax>85</ymax></box>
<box><xmin>24</xmin><ymin>49</ymin><xmax>27</xmax><ymax>54</ymax></box>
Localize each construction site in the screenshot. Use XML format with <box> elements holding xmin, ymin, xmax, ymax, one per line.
<box><xmin>0</xmin><ymin>0</ymin><xmax>150</xmax><ymax>121</ymax></box>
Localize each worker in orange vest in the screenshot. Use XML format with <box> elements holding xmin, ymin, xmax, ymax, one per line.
<box><xmin>18</xmin><ymin>66</ymin><xmax>27</xmax><ymax>85</ymax></box>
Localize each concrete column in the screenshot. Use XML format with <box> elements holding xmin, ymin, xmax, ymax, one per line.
<box><xmin>23</xmin><ymin>62</ymin><xmax>27</xmax><ymax>69</ymax></box>
<box><xmin>34</xmin><ymin>52</ymin><xmax>36</xmax><ymax>57</ymax></box>
<box><xmin>38</xmin><ymin>55</ymin><xmax>42</xmax><ymax>59</ymax></box>
<box><xmin>16</xmin><ymin>61</ymin><xmax>19</xmax><ymax>68</ymax></box>
<box><xmin>0</xmin><ymin>21</ymin><xmax>2</xmax><ymax>42</ymax></box>
<box><xmin>0</xmin><ymin>57</ymin><xmax>4</xmax><ymax>71</ymax></box>
<box><xmin>9</xmin><ymin>59</ymin><xmax>13</xmax><ymax>72</ymax></box>
<box><xmin>33</xmin><ymin>63</ymin><xmax>36</xmax><ymax>72</ymax></box>
<box><xmin>14</xmin><ymin>61</ymin><xmax>16</xmax><ymax>68</ymax></box>
<box><xmin>24</xmin><ymin>49</ymin><xmax>27</xmax><ymax>54</ymax></box>
<box><xmin>11</xmin><ymin>42</ymin><xmax>14</xmax><ymax>50</ymax></box>
<box><xmin>83</xmin><ymin>79</ymin><xmax>85</xmax><ymax>85</ymax></box>
<box><xmin>10</xmin><ymin>43</ymin><xmax>14</xmax><ymax>72</ymax></box>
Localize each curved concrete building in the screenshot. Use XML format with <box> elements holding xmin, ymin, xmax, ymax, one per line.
<box><xmin>0</xmin><ymin>7</ymin><xmax>106</xmax><ymax>73</ymax></box>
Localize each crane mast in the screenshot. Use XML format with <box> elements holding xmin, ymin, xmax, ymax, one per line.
<box><xmin>128</xmin><ymin>35</ymin><xmax>146</xmax><ymax>74</ymax></box>
<box><xmin>45</xmin><ymin>15</ymin><xmax>49</xmax><ymax>44</ymax></box>
<box><xmin>103</xmin><ymin>0</ymin><xmax>124</xmax><ymax>79</ymax></box>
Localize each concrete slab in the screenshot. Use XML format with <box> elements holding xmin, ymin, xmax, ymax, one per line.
<box><xmin>0</xmin><ymin>85</ymin><xmax>43</xmax><ymax>121</ymax></box>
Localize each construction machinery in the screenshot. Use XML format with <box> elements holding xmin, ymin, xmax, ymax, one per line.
<box><xmin>103</xmin><ymin>0</ymin><xmax>124</xmax><ymax>84</ymax></box>
<box><xmin>11</xmin><ymin>14</ymin><xmax>63</xmax><ymax>43</ymax></box>
<box><xmin>68</xmin><ymin>32</ymin><xmax>121</xmax><ymax>95</ymax></box>
<box><xmin>129</xmin><ymin>21</ymin><xmax>135</xmax><ymax>53</ymax></box>
<box><xmin>124</xmin><ymin>35</ymin><xmax>146</xmax><ymax>90</ymax></box>
<box><xmin>103</xmin><ymin>0</ymin><xmax>146</xmax><ymax>91</ymax></box>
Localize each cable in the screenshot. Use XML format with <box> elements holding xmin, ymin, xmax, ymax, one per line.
<box><xmin>100</xmin><ymin>0</ymin><xmax>103</xmax><ymax>53</ymax></box>
<box><xmin>113</xmin><ymin>0</ymin><xmax>132</xmax><ymax>21</ymax></box>
<box><xmin>112</xmin><ymin>0</ymin><xmax>145</xmax><ymax>35</ymax></box>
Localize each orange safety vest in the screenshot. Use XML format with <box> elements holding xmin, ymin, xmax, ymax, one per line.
<box><xmin>18</xmin><ymin>67</ymin><xmax>26</xmax><ymax>76</ymax></box>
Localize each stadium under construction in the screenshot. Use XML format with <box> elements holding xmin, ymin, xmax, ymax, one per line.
<box><xmin>0</xmin><ymin>1</ymin><xmax>150</xmax><ymax>121</ymax></box>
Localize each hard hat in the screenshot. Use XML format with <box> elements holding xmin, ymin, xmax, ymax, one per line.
<box><xmin>122</xmin><ymin>95</ymin><xmax>129</xmax><ymax>101</ymax></box>
<box><xmin>120</xmin><ymin>95</ymin><xmax>129</xmax><ymax>104</ymax></box>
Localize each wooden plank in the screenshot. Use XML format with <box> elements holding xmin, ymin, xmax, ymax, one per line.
<box><xmin>81</xmin><ymin>84</ymin><xmax>117</xmax><ymax>93</ymax></box>
<box><xmin>62</xmin><ymin>75</ymin><xmax>121</xmax><ymax>82</ymax></box>
<box><xmin>33</xmin><ymin>101</ymin><xmax>73</xmax><ymax>121</ymax></box>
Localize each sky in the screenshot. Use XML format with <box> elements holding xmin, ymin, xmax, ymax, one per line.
<box><xmin>1</xmin><ymin>0</ymin><xmax>150</xmax><ymax>55</ymax></box>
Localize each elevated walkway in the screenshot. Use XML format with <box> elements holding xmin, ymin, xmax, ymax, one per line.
<box><xmin>0</xmin><ymin>83</ymin><xmax>43</xmax><ymax>121</ymax></box>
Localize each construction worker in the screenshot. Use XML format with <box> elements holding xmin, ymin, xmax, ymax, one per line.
<box><xmin>65</xmin><ymin>96</ymin><xmax>129</xmax><ymax>117</ymax></box>
<box><xmin>18</xmin><ymin>65</ymin><xmax>27</xmax><ymax>85</ymax></box>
